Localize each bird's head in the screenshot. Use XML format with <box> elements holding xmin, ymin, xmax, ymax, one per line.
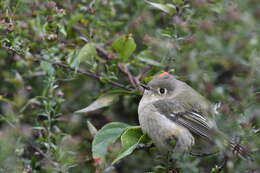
<box><xmin>140</xmin><ymin>72</ymin><xmax>179</xmax><ymax>100</ymax></box>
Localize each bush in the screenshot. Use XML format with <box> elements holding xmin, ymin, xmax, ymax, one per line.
<box><xmin>0</xmin><ymin>0</ymin><xmax>259</xmax><ymax>172</ymax></box>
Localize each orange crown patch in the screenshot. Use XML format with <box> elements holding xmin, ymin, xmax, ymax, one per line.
<box><xmin>159</xmin><ymin>72</ymin><xmax>171</xmax><ymax>77</ymax></box>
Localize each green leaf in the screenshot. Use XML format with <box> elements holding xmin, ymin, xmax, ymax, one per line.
<box><xmin>71</xmin><ymin>43</ymin><xmax>97</xmax><ymax>68</ymax></box>
<box><xmin>121</xmin><ymin>126</ymin><xmax>143</xmax><ymax>148</ymax></box>
<box><xmin>145</xmin><ymin>1</ymin><xmax>177</xmax><ymax>15</ymax></box>
<box><xmin>57</xmin><ymin>23</ymin><xmax>67</xmax><ymax>37</ymax></box>
<box><xmin>172</xmin><ymin>0</ymin><xmax>184</xmax><ymax>5</ymax></box>
<box><xmin>112</xmin><ymin>35</ymin><xmax>136</xmax><ymax>61</ymax></box>
<box><xmin>78</xmin><ymin>43</ymin><xmax>97</xmax><ymax>62</ymax></box>
<box><xmin>75</xmin><ymin>95</ymin><xmax>117</xmax><ymax>114</ymax></box>
<box><xmin>32</xmin><ymin>126</ymin><xmax>46</xmax><ymax>130</ymax></box>
<box><xmin>112</xmin><ymin>143</ymin><xmax>139</xmax><ymax>165</ymax></box>
<box><xmin>92</xmin><ymin>122</ymin><xmax>130</xmax><ymax>163</ymax></box>
<box><xmin>67</xmin><ymin>13</ymin><xmax>84</xmax><ymax>32</ymax></box>
<box><xmin>112</xmin><ymin>126</ymin><xmax>149</xmax><ymax>165</ymax></box>
<box><xmin>40</xmin><ymin>61</ymin><xmax>55</xmax><ymax>76</ymax></box>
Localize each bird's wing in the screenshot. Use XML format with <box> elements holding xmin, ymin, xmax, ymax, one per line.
<box><xmin>153</xmin><ymin>99</ymin><xmax>213</xmax><ymax>141</ymax></box>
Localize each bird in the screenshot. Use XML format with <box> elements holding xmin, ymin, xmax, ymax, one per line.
<box><xmin>138</xmin><ymin>72</ymin><xmax>252</xmax><ymax>160</ymax></box>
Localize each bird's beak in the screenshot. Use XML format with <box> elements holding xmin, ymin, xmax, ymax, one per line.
<box><xmin>140</xmin><ymin>83</ymin><xmax>150</xmax><ymax>90</ymax></box>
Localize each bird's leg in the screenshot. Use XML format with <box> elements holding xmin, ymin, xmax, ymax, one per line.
<box><xmin>213</xmin><ymin>155</ymin><xmax>228</xmax><ymax>173</ymax></box>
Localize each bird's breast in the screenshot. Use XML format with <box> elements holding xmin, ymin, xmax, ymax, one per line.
<box><xmin>138</xmin><ymin>102</ymin><xmax>194</xmax><ymax>153</ymax></box>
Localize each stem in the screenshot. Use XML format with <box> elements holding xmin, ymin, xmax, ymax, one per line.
<box><xmin>34</xmin><ymin>56</ymin><xmax>132</xmax><ymax>91</ymax></box>
<box><xmin>2</xmin><ymin>45</ymin><xmax>133</xmax><ymax>91</ymax></box>
<box><xmin>118</xmin><ymin>64</ymin><xmax>140</xmax><ymax>90</ymax></box>
<box><xmin>28</xmin><ymin>141</ymin><xmax>58</xmax><ymax>167</ymax></box>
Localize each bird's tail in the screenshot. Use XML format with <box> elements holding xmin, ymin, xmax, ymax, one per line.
<box><xmin>228</xmin><ymin>137</ymin><xmax>254</xmax><ymax>162</ymax></box>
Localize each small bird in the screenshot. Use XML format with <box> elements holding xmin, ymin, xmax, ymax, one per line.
<box><xmin>138</xmin><ymin>72</ymin><xmax>252</xmax><ymax>160</ymax></box>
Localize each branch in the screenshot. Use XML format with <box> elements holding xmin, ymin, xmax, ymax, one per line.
<box><xmin>34</xmin><ymin>56</ymin><xmax>133</xmax><ymax>91</ymax></box>
<box><xmin>78</xmin><ymin>35</ymin><xmax>116</xmax><ymax>60</ymax></box>
<box><xmin>2</xmin><ymin>46</ymin><xmax>133</xmax><ymax>91</ymax></box>
<box><xmin>77</xmin><ymin>31</ymin><xmax>116</xmax><ymax>60</ymax></box>
<box><xmin>96</xmin><ymin>45</ymin><xmax>116</xmax><ymax>60</ymax></box>
<box><xmin>118</xmin><ymin>64</ymin><xmax>151</xmax><ymax>93</ymax></box>
<box><xmin>118</xmin><ymin>63</ymin><xmax>144</xmax><ymax>92</ymax></box>
<box><xmin>190</xmin><ymin>151</ymin><xmax>216</xmax><ymax>157</ymax></box>
<box><xmin>28</xmin><ymin>141</ymin><xmax>59</xmax><ymax>167</ymax></box>
<box><xmin>118</xmin><ymin>64</ymin><xmax>137</xmax><ymax>88</ymax></box>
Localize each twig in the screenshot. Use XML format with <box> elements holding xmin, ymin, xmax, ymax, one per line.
<box><xmin>2</xmin><ymin>46</ymin><xmax>133</xmax><ymax>91</ymax></box>
<box><xmin>118</xmin><ymin>64</ymin><xmax>140</xmax><ymax>90</ymax></box>
<box><xmin>96</xmin><ymin>45</ymin><xmax>116</xmax><ymax>60</ymax></box>
<box><xmin>28</xmin><ymin>141</ymin><xmax>58</xmax><ymax>167</ymax></box>
<box><xmin>76</xmin><ymin>29</ymin><xmax>116</xmax><ymax>60</ymax></box>
<box><xmin>190</xmin><ymin>151</ymin><xmax>217</xmax><ymax>157</ymax></box>
<box><xmin>216</xmin><ymin>156</ymin><xmax>227</xmax><ymax>173</ymax></box>
<box><xmin>0</xmin><ymin>114</ymin><xmax>16</xmax><ymax>128</ymax></box>
<box><xmin>136</xmin><ymin>67</ymin><xmax>151</xmax><ymax>81</ymax></box>
<box><xmin>34</xmin><ymin>56</ymin><xmax>133</xmax><ymax>91</ymax></box>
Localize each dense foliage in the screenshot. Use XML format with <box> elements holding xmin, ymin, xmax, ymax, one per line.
<box><xmin>0</xmin><ymin>0</ymin><xmax>259</xmax><ymax>172</ymax></box>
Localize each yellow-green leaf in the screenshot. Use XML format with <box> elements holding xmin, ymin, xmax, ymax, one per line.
<box><xmin>112</xmin><ymin>35</ymin><xmax>136</xmax><ymax>61</ymax></box>
<box><xmin>75</xmin><ymin>95</ymin><xmax>117</xmax><ymax>114</ymax></box>
<box><xmin>145</xmin><ymin>1</ymin><xmax>177</xmax><ymax>15</ymax></box>
<box><xmin>92</xmin><ymin>122</ymin><xmax>130</xmax><ymax>163</ymax></box>
<box><xmin>112</xmin><ymin>126</ymin><xmax>150</xmax><ymax>165</ymax></box>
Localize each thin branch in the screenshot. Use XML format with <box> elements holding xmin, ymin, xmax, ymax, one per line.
<box><xmin>118</xmin><ymin>64</ymin><xmax>152</xmax><ymax>93</ymax></box>
<box><xmin>118</xmin><ymin>64</ymin><xmax>136</xmax><ymax>87</ymax></box>
<box><xmin>190</xmin><ymin>151</ymin><xmax>217</xmax><ymax>157</ymax></box>
<box><xmin>34</xmin><ymin>56</ymin><xmax>133</xmax><ymax>91</ymax></box>
<box><xmin>136</xmin><ymin>67</ymin><xmax>151</xmax><ymax>81</ymax></box>
<box><xmin>76</xmin><ymin>30</ymin><xmax>116</xmax><ymax>60</ymax></box>
<box><xmin>96</xmin><ymin>45</ymin><xmax>116</xmax><ymax>60</ymax></box>
<box><xmin>118</xmin><ymin>63</ymin><xmax>141</xmax><ymax>90</ymax></box>
<box><xmin>2</xmin><ymin>46</ymin><xmax>133</xmax><ymax>91</ymax></box>
<box><xmin>28</xmin><ymin>141</ymin><xmax>59</xmax><ymax>167</ymax></box>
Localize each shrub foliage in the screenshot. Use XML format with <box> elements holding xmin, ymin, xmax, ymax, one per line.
<box><xmin>0</xmin><ymin>0</ymin><xmax>259</xmax><ymax>172</ymax></box>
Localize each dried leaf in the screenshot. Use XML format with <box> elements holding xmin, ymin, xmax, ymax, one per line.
<box><xmin>87</xmin><ymin>120</ymin><xmax>98</xmax><ymax>137</ymax></box>
<box><xmin>75</xmin><ymin>95</ymin><xmax>117</xmax><ymax>114</ymax></box>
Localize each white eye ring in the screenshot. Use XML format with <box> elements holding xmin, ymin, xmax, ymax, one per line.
<box><xmin>158</xmin><ymin>88</ymin><xmax>167</xmax><ymax>95</ymax></box>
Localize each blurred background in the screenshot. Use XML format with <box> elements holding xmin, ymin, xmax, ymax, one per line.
<box><xmin>0</xmin><ymin>0</ymin><xmax>259</xmax><ymax>172</ymax></box>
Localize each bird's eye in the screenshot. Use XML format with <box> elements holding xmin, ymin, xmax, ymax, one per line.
<box><xmin>158</xmin><ymin>88</ymin><xmax>167</xmax><ymax>95</ymax></box>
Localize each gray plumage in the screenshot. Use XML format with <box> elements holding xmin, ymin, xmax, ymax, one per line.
<box><xmin>138</xmin><ymin>73</ymin><xmax>253</xmax><ymax>161</ymax></box>
<box><xmin>138</xmin><ymin>74</ymin><xmax>220</xmax><ymax>155</ymax></box>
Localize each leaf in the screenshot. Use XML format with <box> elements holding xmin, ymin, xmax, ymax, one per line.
<box><xmin>87</xmin><ymin>121</ymin><xmax>98</xmax><ymax>138</ymax></box>
<box><xmin>145</xmin><ymin>1</ymin><xmax>177</xmax><ymax>15</ymax></box>
<box><xmin>57</xmin><ymin>23</ymin><xmax>67</xmax><ymax>37</ymax></box>
<box><xmin>40</xmin><ymin>61</ymin><xmax>55</xmax><ymax>76</ymax></box>
<box><xmin>112</xmin><ymin>35</ymin><xmax>136</xmax><ymax>61</ymax></box>
<box><xmin>70</xmin><ymin>43</ymin><xmax>97</xmax><ymax>68</ymax></box>
<box><xmin>138</xmin><ymin>57</ymin><xmax>164</xmax><ymax>67</ymax></box>
<box><xmin>77</xmin><ymin>43</ymin><xmax>97</xmax><ymax>62</ymax></box>
<box><xmin>92</xmin><ymin>122</ymin><xmax>130</xmax><ymax>163</ymax></box>
<box><xmin>67</xmin><ymin>13</ymin><xmax>84</xmax><ymax>32</ymax></box>
<box><xmin>172</xmin><ymin>0</ymin><xmax>184</xmax><ymax>5</ymax></box>
<box><xmin>75</xmin><ymin>95</ymin><xmax>117</xmax><ymax>114</ymax></box>
<box><xmin>0</xmin><ymin>95</ymin><xmax>12</xmax><ymax>103</ymax></box>
<box><xmin>112</xmin><ymin>143</ymin><xmax>139</xmax><ymax>165</ymax></box>
<box><xmin>112</xmin><ymin>126</ymin><xmax>149</xmax><ymax>165</ymax></box>
<box><xmin>121</xmin><ymin>126</ymin><xmax>143</xmax><ymax>148</ymax></box>
<box><xmin>32</xmin><ymin>126</ymin><xmax>46</xmax><ymax>130</ymax></box>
